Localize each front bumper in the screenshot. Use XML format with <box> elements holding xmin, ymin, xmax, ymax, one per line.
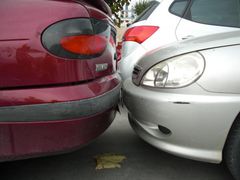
<box><xmin>0</xmin><ymin>74</ymin><xmax>121</xmax><ymax>161</ymax></box>
<box><xmin>123</xmin><ymin>79</ymin><xmax>240</xmax><ymax>163</ymax></box>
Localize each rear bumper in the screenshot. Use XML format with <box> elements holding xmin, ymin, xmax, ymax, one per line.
<box><xmin>0</xmin><ymin>74</ymin><xmax>121</xmax><ymax>161</ymax></box>
<box><xmin>0</xmin><ymin>83</ymin><xmax>120</xmax><ymax>122</ymax></box>
<box><xmin>0</xmin><ymin>109</ymin><xmax>116</xmax><ymax>162</ymax></box>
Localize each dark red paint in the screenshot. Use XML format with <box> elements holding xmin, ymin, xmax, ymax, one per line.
<box><xmin>0</xmin><ymin>0</ymin><xmax>119</xmax><ymax>161</ymax></box>
<box><xmin>0</xmin><ymin>74</ymin><xmax>119</xmax><ymax>107</ymax></box>
<box><xmin>0</xmin><ymin>109</ymin><xmax>116</xmax><ymax>160</ymax></box>
<box><xmin>0</xmin><ymin>0</ymin><xmax>116</xmax><ymax>88</ymax></box>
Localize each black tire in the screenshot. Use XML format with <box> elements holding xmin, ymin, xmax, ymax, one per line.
<box><xmin>225</xmin><ymin>116</ymin><xmax>240</xmax><ymax>180</ymax></box>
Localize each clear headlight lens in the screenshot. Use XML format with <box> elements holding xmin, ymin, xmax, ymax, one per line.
<box><xmin>141</xmin><ymin>52</ymin><xmax>205</xmax><ymax>88</ymax></box>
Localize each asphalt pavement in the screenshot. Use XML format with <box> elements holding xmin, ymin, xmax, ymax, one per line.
<box><xmin>0</xmin><ymin>107</ymin><xmax>234</xmax><ymax>180</ymax></box>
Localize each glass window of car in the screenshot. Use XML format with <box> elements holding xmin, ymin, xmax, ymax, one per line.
<box><xmin>169</xmin><ymin>0</ymin><xmax>189</xmax><ymax>17</ymax></box>
<box><xmin>133</xmin><ymin>1</ymin><xmax>160</xmax><ymax>23</ymax></box>
<box><xmin>185</xmin><ymin>0</ymin><xmax>240</xmax><ymax>27</ymax></box>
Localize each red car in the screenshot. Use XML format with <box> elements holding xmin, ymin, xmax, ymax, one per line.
<box><xmin>0</xmin><ymin>0</ymin><xmax>121</xmax><ymax>161</ymax></box>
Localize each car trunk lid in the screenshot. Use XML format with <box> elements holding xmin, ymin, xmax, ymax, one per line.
<box><xmin>0</xmin><ymin>0</ymin><xmax>116</xmax><ymax>89</ymax></box>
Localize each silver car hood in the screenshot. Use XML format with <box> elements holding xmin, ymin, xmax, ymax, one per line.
<box><xmin>133</xmin><ymin>30</ymin><xmax>240</xmax><ymax>85</ymax></box>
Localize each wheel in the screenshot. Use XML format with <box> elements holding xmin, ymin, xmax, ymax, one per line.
<box><xmin>225</xmin><ymin>116</ymin><xmax>240</xmax><ymax>180</ymax></box>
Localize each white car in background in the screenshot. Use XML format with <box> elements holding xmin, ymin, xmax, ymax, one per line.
<box><xmin>118</xmin><ymin>0</ymin><xmax>240</xmax><ymax>80</ymax></box>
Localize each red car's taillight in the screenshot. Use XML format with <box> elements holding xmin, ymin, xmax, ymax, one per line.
<box><xmin>60</xmin><ymin>35</ymin><xmax>107</xmax><ymax>55</ymax></box>
<box><xmin>42</xmin><ymin>18</ymin><xmax>110</xmax><ymax>59</ymax></box>
<box><xmin>123</xmin><ymin>26</ymin><xmax>159</xmax><ymax>44</ymax></box>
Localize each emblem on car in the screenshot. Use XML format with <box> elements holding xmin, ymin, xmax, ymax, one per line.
<box><xmin>96</xmin><ymin>63</ymin><xmax>108</xmax><ymax>72</ymax></box>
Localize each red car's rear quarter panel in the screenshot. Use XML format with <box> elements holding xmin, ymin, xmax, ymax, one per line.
<box><xmin>0</xmin><ymin>0</ymin><xmax>90</xmax><ymax>40</ymax></box>
<box><xmin>0</xmin><ymin>0</ymin><xmax>116</xmax><ymax>88</ymax></box>
<box><xmin>0</xmin><ymin>40</ymin><xmax>115</xmax><ymax>88</ymax></box>
<box><xmin>0</xmin><ymin>0</ymin><xmax>120</xmax><ymax>160</ymax></box>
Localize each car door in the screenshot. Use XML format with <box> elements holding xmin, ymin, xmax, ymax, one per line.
<box><xmin>175</xmin><ymin>0</ymin><xmax>240</xmax><ymax>41</ymax></box>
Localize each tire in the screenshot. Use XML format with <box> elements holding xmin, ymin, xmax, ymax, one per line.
<box><xmin>225</xmin><ymin>116</ymin><xmax>240</xmax><ymax>180</ymax></box>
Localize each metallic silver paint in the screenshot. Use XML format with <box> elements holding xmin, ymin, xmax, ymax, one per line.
<box><xmin>133</xmin><ymin>31</ymin><xmax>240</xmax><ymax>85</ymax></box>
<box><xmin>123</xmin><ymin>79</ymin><xmax>239</xmax><ymax>163</ymax></box>
<box><xmin>198</xmin><ymin>46</ymin><xmax>240</xmax><ymax>94</ymax></box>
<box><xmin>123</xmin><ymin>31</ymin><xmax>240</xmax><ymax>163</ymax></box>
<box><xmin>118</xmin><ymin>43</ymin><xmax>146</xmax><ymax>80</ymax></box>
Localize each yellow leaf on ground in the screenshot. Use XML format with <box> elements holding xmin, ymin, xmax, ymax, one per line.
<box><xmin>94</xmin><ymin>153</ymin><xmax>126</xmax><ymax>170</ymax></box>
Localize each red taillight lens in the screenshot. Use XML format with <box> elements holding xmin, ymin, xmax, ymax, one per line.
<box><xmin>42</xmin><ymin>18</ymin><xmax>113</xmax><ymax>59</ymax></box>
<box><xmin>60</xmin><ymin>35</ymin><xmax>107</xmax><ymax>55</ymax></box>
<box><xmin>123</xmin><ymin>26</ymin><xmax>159</xmax><ymax>44</ymax></box>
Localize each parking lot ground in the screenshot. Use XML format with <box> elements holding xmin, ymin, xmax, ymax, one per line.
<box><xmin>0</xmin><ymin>107</ymin><xmax>234</xmax><ymax>180</ymax></box>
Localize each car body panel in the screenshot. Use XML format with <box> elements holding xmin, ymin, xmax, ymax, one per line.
<box><xmin>123</xmin><ymin>80</ymin><xmax>240</xmax><ymax>163</ymax></box>
<box><xmin>118</xmin><ymin>43</ymin><xmax>147</xmax><ymax>80</ymax></box>
<box><xmin>133</xmin><ymin>30</ymin><xmax>240</xmax><ymax>85</ymax></box>
<box><xmin>123</xmin><ymin>31</ymin><xmax>240</xmax><ymax>163</ymax></box>
<box><xmin>176</xmin><ymin>18</ymin><xmax>239</xmax><ymax>41</ymax></box>
<box><xmin>0</xmin><ymin>74</ymin><xmax>121</xmax><ymax>160</ymax></box>
<box><xmin>176</xmin><ymin>0</ymin><xmax>240</xmax><ymax>40</ymax></box>
<box><xmin>197</xmin><ymin>47</ymin><xmax>240</xmax><ymax>94</ymax></box>
<box><xmin>0</xmin><ymin>81</ymin><xmax>121</xmax><ymax>122</ymax></box>
<box><xmin>130</xmin><ymin>0</ymin><xmax>181</xmax><ymax>51</ymax></box>
<box><xmin>0</xmin><ymin>0</ymin><xmax>116</xmax><ymax>88</ymax></box>
<box><xmin>140</xmin><ymin>0</ymin><xmax>181</xmax><ymax>51</ymax></box>
<box><xmin>123</xmin><ymin>79</ymin><xmax>240</xmax><ymax>163</ymax></box>
<box><xmin>0</xmin><ymin>74</ymin><xmax>120</xmax><ymax>107</ymax></box>
<box><xmin>0</xmin><ymin>0</ymin><xmax>89</xmax><ymax>40</ymax></box>
<box><xmin>0</xmin><ymin>0</ymin><xmax>120</xmax><ymax>161</ymax></box>
<box><xmin>0</xmin><ymin>39</ymin><xmax>115</xmax><ymax>88</ymax></box>
<box><xmin>119</xmin><ymin>0</ymin><xmax>240</xmax><ymax>81</ymax></box>
<box><xmin>0</xmin><ymin>108</ymin><xmax>116</xmax><ymax>162</ymax></box>
<box><xmin>119</xmin><ymin>0</ymin><xmax>180</xmax><ymax>80</ymax></box>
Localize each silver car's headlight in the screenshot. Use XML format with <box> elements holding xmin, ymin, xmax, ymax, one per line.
<box><xmin>141</xmin><ymin>52</ymin><xmax>205</xmax><ymax>88</ymax></box>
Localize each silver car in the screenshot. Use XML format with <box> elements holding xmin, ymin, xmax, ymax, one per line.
<box><xmin>118</xmin><ymin>0</ymin><xmax>240</xmax><ymax>81</ymax></box>
<box><xmin>123</xmin><ymin>31</ymin><xmax>240</xmax><ymax>180</ymax></box>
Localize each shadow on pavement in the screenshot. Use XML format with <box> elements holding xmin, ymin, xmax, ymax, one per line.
<box><xmin>0</xmin><ymin>108</ymin><xmax>234</xmax><ymax>180</ymax></box>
